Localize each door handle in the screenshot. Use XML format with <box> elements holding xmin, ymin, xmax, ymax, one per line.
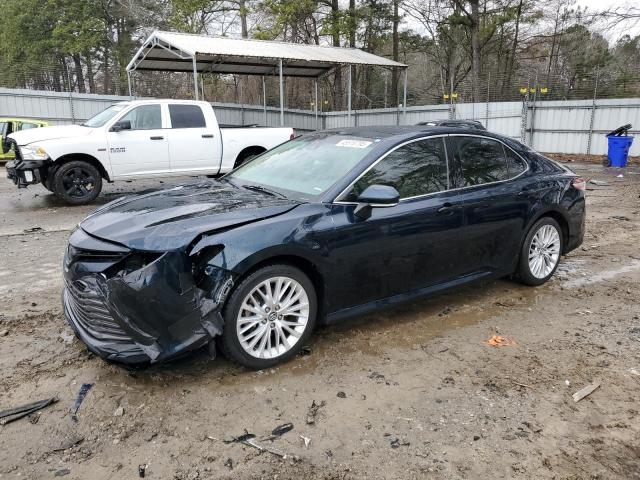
<box><xmin>150</xmin><ymin>136</ymin><xmax>164</xmax><ymax>140</ymax></box>
<box><xmin>437</xmin><ymin>203</ymin><xmax>456</xmax><ymax>215</ymax></box>
<box><xmin>202</xmin><ymin>134</ymin><xmax>214</xmax><ymax>138</ymax></box>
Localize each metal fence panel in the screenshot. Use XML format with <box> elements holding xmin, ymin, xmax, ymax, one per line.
<box><xmin>0</xmin><ymin>87</ymin><xmax>638</xmax><ymax>156</ymax></box>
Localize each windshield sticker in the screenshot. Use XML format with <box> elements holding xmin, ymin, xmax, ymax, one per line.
<box><xmin>336</xmin><ymin>139</ymin><xmax>373</xmax><ymax>149</ymax></box>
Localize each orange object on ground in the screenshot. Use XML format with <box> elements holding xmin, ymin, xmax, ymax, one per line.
<box><xmin>484</xmin><ymin>335</ymin><xmax>517</xmax><ymax>347</ymax></box>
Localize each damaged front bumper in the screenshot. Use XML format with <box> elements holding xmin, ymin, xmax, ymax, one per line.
<box><xmin>63</xmin><ymin>228</ymin><xmax>236</xmax><ymax>365</ymax></box>
<box><xmin>6</xmin><ymin>159</ymin><xmax>50</xmax><ymax>188</ymax></box>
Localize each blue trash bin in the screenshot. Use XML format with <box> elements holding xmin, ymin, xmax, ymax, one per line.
<box><xmin>606</xmin><ymin>135</ymin><xmax>634</xmax><ymax>167</ymax></box>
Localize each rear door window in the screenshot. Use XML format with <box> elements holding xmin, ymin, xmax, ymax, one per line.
<box><xmin>447</xmin><ymin>136</ymin><xmax>512</xmax><ymax>187</ymax></box>
<box><xmin>18</xmin><ymin>122</ymin><xmax>39</xmax><ymax>130</ymax></box>
<box><xmin>503</xmin><ymin>146</ymin><xmax>527</xmax><ymax>177</ymax></box>
<box><xmin>169</xmin><ymin>105</ymin><xmax>206</xmax><ymax>128</ymax></box>
<box><xmin>348</xmin><ymin>137</ymin><xmax>449</xmax><ymax>200</ymax></box>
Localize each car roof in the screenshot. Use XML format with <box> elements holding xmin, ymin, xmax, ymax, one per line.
<box><xmin>320</xmin><ymin>125</ymin><xmax>510</xmax><ymax>144</ymax></box>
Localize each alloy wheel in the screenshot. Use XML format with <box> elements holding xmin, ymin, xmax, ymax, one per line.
<box><xmin>61</xmin><ymin>166</ymin><xmax>95</xmax><ymax>198</ymax></box>
<box><xmin>236</xmin><ymin>276</ymin><xmax>310</xmax><ymax>359</ymax></box>
<box><xmin>528</xmin><ymin>224</ymin><xmax>561</xmax><ymax>279</ymax></box>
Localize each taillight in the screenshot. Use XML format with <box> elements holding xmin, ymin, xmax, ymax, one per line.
<box><xmin>571</xmin><ymin>177</ymin><xmax>586</xmax><ymax>191</ymax></box>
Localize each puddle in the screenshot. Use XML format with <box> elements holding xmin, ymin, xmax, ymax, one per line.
<box><xmin>563</xmin><ymin>259</ymin><xmax>640</xmax><ymax>288</ymax></box>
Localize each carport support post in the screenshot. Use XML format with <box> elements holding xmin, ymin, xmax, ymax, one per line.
<box><xmin>279</xmin><ymin>59</ymin><xmax>284</xmax><ymax>126</ymax></box>
<box><xmin>314</xmin><ymin>78</ymin><xmax>319</xmax><ymax>130</ymax></box>
<box><xmin>262</xmin><ymin>76</ymin><xmax>267</xmax><ymax>126</ymax></box>
<box><xmin>192</xmin><ymin>56</ymin><xmax>199</xmax><ymax>101</ymax></box>
<box><xmin>402</xmin><ymin>68</ymin><xmax>408</xmax><ymax>124</ymax></box>
<box><xmin>127</xmin><ymin>71</ymin><xmax>132</xmax><ymax>99</ymax></box>
<box><xmin>347</xmin><ymin>65</ymin><xmax>352</xmax><ymax>125</ymax></box>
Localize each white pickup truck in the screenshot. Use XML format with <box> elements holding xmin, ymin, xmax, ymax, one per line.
<box><xmin>5</xmin><ymin>99</ymin><xmax>294</xmax><ymax>204</ymax></box>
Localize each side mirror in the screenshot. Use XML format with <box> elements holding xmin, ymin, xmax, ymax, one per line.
<box><xmin>110</xmin><ymin>120</ymin><xmax>131</xmax><ymax>132</ymax></box>
<box><xmin>354</xmin><ymin>184</ymin><xmax>400</xmax><ymax>219</ymax></box>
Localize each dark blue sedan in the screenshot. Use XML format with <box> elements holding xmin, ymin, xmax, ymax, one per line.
<box><xmin>63</xmin><ymin>126</ymin><xmax>586</xmax><ymax>369</ymax></box>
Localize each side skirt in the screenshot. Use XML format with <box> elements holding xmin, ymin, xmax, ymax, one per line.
<box><xmin>324</xmin><ymin>270</ymin><xmax>499</xmax><ymax>325</ymax></box>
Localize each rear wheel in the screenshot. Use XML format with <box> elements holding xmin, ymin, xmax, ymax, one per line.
<box><xmin>219</xmin><ymin>264</ymin><xmax>317</xmax><ymax>369</ymax></box>
<box><xmin>233</xmin><ymin>148</ymin><xmax>264</xmax><ymax>169</ymax></box>
<box><xmin>517</xmin><ymin>217</ymin><xmax>563</xmax><ymax>286</ymax></box>
<box><xmin>52</xmin><ymin>160</ymin><xmax>102</xmax><ymax>205</ymax></box>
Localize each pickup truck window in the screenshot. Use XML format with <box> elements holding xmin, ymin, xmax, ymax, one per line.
<box><xmin>119</xmin><ymin>105</ymin><xmax>162</xmax><ymax>130</ymax></box>
<box><xmin>19</xmin><ymin>122</ymin><xmax>39</xmax><ymax>130</ymax></box>
<box><xmin>84</xmin><ymin>104</ymin><xmax>127</xmax><ymax>127</ymax></box>
<box><xmin>169</xmin><ymin>105</ymin><xmax>206</xmax><ymax>128</ymax></box>
<box><xmin>228</xmin><ymin>133</ymin><xmax>376</xmax><ymax>201</ymax></box>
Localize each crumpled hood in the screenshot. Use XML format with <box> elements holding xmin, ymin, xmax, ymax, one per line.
<box><xmin>79</xmin><ymin>180</ymin><xmax>300</xmax><ymax>251</ymax></box>
<box><xmin>9</xmin><ymin>124</ymin><xmax>93</xmax><ymax>145</ymax></box>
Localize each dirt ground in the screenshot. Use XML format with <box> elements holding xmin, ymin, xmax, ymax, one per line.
<box><xmin>1</xmin><ymin>162</ymin><xmax>639</xmax><ymax>480</ymax></box>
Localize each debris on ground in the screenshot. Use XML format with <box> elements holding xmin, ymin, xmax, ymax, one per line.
<box><xmin>572</xmin><ymin>383</ymin><xmax>601</xmax><ymax>402</ymax></box>
<box><xmin>565</xmin><ymin>379</ymin><xmax>571</xmax><ymax>387</ymax></box>
<box><xmin>300</xmin><ymin>435</ymin><xmax>311</xmax><ymax>448</ymax></box>
<box><xmin>138</xmin><ymin>464</ymin><xmax>147</xmax><ymax>478</ymax></box>
<box><xmin>0</xmin><ymin>329</ymin><xmax>8</xmax><ymax>336</ymax></box>
<box><xmin>70</xmin><ymin>383</ymin><xmax>93</xmax><ymax>421</ymax></box>
<box><xmin>611</xmin><ymin>215</ymin><xmax>631</xmax><ymax>221</ymax></box>
<box><xmin>484</xmin><ymin>335</ymin><xmax>517</xmax><ymax>347</ymax></box>
<box><xmin>389</xmin><ymin>437</ymin><xmax>410</xmax><ymax>448</ymax></box>
<box><xmin>23</xmin><ymin>226</ymin><xmax>43</xmax><ymax>233</ymax></box>
<box><xmin>300</xmin><ymin>345</ymin><xmax>312</xmax><ymax>356</ymax></box>
<box><xmin>50</xmin><ymin>436</ymin><xmax>84</xmax><ymax>452</ymax></box>
<box><xmin>589</xmin><ymin>180</ymin><xmax>609</xmax><ymax>186</ymax></box>
<box><xmin>224</xmin><ymin>431</ymin><xmax>287</xmax><ymax>458</ymax></box>
<box><xmin>270</xmin><ymin>422</ymin><xmax>293</xmax><ymax>437</ymax></box>
<box><xmin>54</xmin><ymin>469</ymin><xmax>71</xmax><ymax>477</ymax></box>
<box><xmin>58</xmin><ymin>329</ymin><xmax>74</xmax><ymax>345</ymax></box>
<box><xmin>306</xmin><ymin>400</ymin><xmax>326</xmax><ymax>425</ymax></box>
<box><xmin>337</xmin><ymin>391</ymin><xmax>346</xmax><ymax>398</ymax></box>
<box><xmin>0</xmin><ymin>397</ymin><xmax>58</xmax><ymax>425</ymax></box>
<box><xmin>223</xmin><ymin>458</ymin><xmax>233</xmax><ymax>470</ymax></box>
<box><xmin>114</xmin><ymin>406</ymin><xmax>124</xmax><ymax>417</ymax></box>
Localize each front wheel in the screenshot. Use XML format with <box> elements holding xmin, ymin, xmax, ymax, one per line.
<box><xmin>219</xmin><ymin>264</ymin><xmax>317</xmax><ymax>369</ymax></box>
<box><xmin>516</xmin><ymin>217</ymin><xmax>563</xmax><ymax>286</ymax></box>
<box><xmin>52</xmin><ymin>160</ymin><xmax>102</xmax><ymax>205</ymax></box>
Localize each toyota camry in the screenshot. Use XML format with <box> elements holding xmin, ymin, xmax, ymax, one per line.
<box><xmin>63</xmin><ymin>126</ymin><xmax>585</xmax><ymax>369</ymax></box>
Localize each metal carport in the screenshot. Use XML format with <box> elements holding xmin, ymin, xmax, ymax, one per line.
<box><xmin>126</xmin><ymin>30</ymin><xmax>408</xmax><ymax>127</ymax></box>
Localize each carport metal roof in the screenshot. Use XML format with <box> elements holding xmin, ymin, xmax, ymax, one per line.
<box><xmin>126</xmin><ymin>30</ymin><xmax>408</xmax><ymax>126</ymax></box>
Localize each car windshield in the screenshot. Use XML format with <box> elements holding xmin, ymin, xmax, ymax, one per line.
<box><xmin>83</xmin><ymin>104</ymin><xmax>128</xmax><ymax>127</ymax></box>
<box><xmin>227</xmin><ymin>133</ymin><xmax>378</xmax><ymax>201</ymax></box>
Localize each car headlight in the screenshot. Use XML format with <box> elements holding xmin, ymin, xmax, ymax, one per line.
<box><xmin>20</xmin><ymin>145</ymin><xmax>49</xmax><ymax>161</ymax></box>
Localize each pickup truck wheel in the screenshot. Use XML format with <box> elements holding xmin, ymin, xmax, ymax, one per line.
<box><xmin>52</xmin><ymin>161</ymin><xmax>102</xmax><ymax>205</ymax></box>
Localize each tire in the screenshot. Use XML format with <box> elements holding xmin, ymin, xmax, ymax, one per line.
<box><xmin>516</xmin><ymin>217</ymin><xmax>563</xmax><ymax>286</ymax></box>
<box><xmin>219</xmin><ymin>264</ymin><xmax>317</xmax><ymax>369</ymax></box>
<box><xmin>234</xmin><ymin>149</ymin><xmax>263</xmax><ymax>169</ymax></box>
<box><xmin>42</xmin><ymin>166</ymin><xmax>57</xmax><ymax>192</ymax></box>
<box><xmin>52</xmin><ymin>160</ymin><xmax>102</xmax><ymax>205</ymax></box>
<box><xmin>602</xmin><ymin>158</ymin><xmax>612</xmax><ymax>167</ymax></box>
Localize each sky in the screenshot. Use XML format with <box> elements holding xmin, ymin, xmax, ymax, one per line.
<box><xmin>576</xmin><ymin>0</ymin><xmax>640</xmax><ymax>41</ymax></box>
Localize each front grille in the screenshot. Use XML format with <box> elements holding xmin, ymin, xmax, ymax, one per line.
<box><xmin>65</xmin><ymin>277</ymin><xmax>132</xmax><ymax>343</ymax></box>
